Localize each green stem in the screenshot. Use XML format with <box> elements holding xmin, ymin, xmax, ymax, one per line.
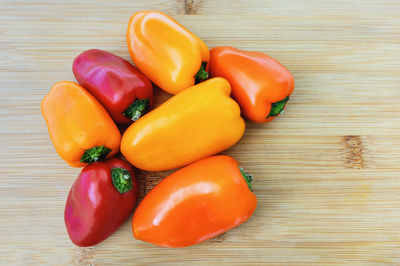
<box><xmin>195</xmin><ymin>61</ymin><xmax>209</xmax><ymax>84</ymax></box>
<box><xmin>239</xmin><ymin>166</ymin><xmax>253</xmax><ymax>192</ymax></box>
<box><xmin>111</xmin><ymin>167</ymin><xmax>133</xmax><ymax>193</ymax></box>
<box><xmin>123</xmin><ymin>98</ymin><xmax>149</xmax><ymax>121</ymax></box>
<box><xmin>80</xmin><ymin>145</ymin><xmax>111</xmax><ymax>164</ymax></box>
<box><xmin>267</xmin><ymin>96</ymin><xmax>289</xmax><ymax>118</ymax></box>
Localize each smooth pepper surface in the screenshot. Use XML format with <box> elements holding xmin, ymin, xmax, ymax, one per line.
<box><xmin>41</xmin><ymin>81</ymin><xmax>121</xmax><ymax>167</ymax></box>
<box><xmin>65</xmin><ymin>158</ymin><xmax>138</xmax><ymax>247</ymax></box>
<box><xmin>132</xmin><ymin>155</ymin><xmax>257</xmax><ymax>248</ymax></box>
<box><xmin>127</xmin><ymin>11</ymin><xmax>209</xmax><ymax>94</ymax></box>
<box><xmin>73</xmin><ymin>49</ymin><xmax>153</xmax><ymax>125</ymax></box>
<box><xmin>121</xmin><ymin>78</ymin><xmax>245</xmax><ymax>171</ymax></box>
<box><xmin>209</xmin><ymin>46</ymin><xmax>295</xmax><ymax>123</ymax></box>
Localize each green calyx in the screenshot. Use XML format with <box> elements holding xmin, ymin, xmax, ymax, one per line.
<box><xmin>111</xmin><ymin>167</ymin><xmax>133</xmax><ymax>194</ymax></box>
<box><xmin>123</xmin><ymin>98</ymin><xmax>150</xmax><ymax>121</ymax></box>
<box><xmin>239</xmin><ymin>166</ymin><xmax>253</xmax><ymax>192</ymax></box>
<box><xmin>80</xmin><ymin>145</ymin><xmax>111</xmax><ymax>164</ymax></box>
<box><xmin>267</xmin><ymin>96</ymin><xmax>290</xmax><ymax>118</ymax></box>
<box><xmin>195</xmin><ymin>61</ymin><xmax>209</xmax><ymax>84</ymax></box>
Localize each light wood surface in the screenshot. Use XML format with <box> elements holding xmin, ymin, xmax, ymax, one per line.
<box><xmin>1</xmin><ymin>0</ymin><xmax>400</xmax><ymax>264</ymax></box>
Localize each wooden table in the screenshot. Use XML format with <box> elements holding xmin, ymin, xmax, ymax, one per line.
<box><xmin>1</xmin><ymin>0</ymin><xmax>400</xmax><ymax>264</ymax></box>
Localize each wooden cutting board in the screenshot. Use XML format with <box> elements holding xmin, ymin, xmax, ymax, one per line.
<box><xmin>1</xmin><ymin>0</ymin><xmax>400</xmax><ymax>264</ymax></box>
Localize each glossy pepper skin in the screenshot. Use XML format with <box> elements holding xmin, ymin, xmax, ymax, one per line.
<box><xmin>65</xmin><ymin>158</ymin><xmax>138</xmax><ymax>247</ymax></box>
<box><xmin>127</xmin><ymin>11</ymin><xmax>210</xmax><ymax>95</ymax></box>
<box><xmin>73</xmin><ymin>49</ymin><xmax>153</xmax><ymax>125</ymax></box>
<box><xmin>209</xmin><ymin>46</ymin><xmax>295</xmax><ymax>123</ymax></box>
<box><xmin>121</xmin><ymin>78</ymin><xmax>245</xmax><ymax>171</ymax></box>
<box><xmin>133</xmin><ymin>155</ymin><xmax>257</xmax><ymax>248</ymax></box>
<box><xmin>41</xmin><ymin>81</ymin><xmax>121</xmax><ymax>167</ymax></box>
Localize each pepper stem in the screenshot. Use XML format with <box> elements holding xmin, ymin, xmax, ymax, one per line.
<box><xmin>80</xmin><ymin>145</ymin><xmax>111</xmax><ymax>163</ymax></box>
<box><xmin>267</xmin><ymin>96</ymin><xmax>289</xmax><ymax>118</ymax></box>
<box><xmin>195</xmin><ymin>62</ymin><xmax>209</xmax><ymax>84</ymax></box>
<box><xmin>239</xmin><ymin>166</ymin><xmax>253</xmax><ymax>192</ymax></box>
<box><xmin>111</xmin><ymin>167</ymin><xmax>133</xmax><ymax>193</ymax></box>
<box><xmin>123</xmin><ymin>98</ymin><xmax>149</xmax><ymax>121</ymax></box>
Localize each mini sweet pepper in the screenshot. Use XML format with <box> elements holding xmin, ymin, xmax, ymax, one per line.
<box><xmin>127</xmin><ymin>11</ymin><xmax>209</xmax><ymax>94</ymax></box>
<box><xmin>41</xmin><ymin>81</ymin><xmax>121</xmax><ymax>167</ymax></box>
<box><xmin>133</xmin><ymin>155</ymin><xmax>257</xmax><ymax>248</ymax></box>
<box><xmin>121</xmin><ymin>78</ymin><xmax>245</xmax><ymax>171</ymax></box>
<box><xmin>65</xmin><ymin>158</ymin><xmax>138</xmax><ymax>246</ymax></box>
<box><xmin>209</xmin><ymin>46</ymin><xmax>295</xmax><ymax>123</ymax></box>
<box><xmin>73</xmin><ymin>49</ymin><xmax>153</xmax><ymax>125</ymax></box>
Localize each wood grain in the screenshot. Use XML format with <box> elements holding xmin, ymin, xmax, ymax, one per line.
<box><xmin>1</xmin><ymin>0</ymin><xmax>400</xmax><ymax>264</ymax></box>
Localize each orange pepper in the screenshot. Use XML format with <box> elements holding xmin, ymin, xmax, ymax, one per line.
<box><xmin>132</xmin><ymin>155</ymin><xmax>257</xmax><ymax>248</ymax></box>
<box><xmin>121</xmin><ymin>78</ymin><xmax>245</xmax><ymax>171</ymax></box>
<box><xmin>209</xmin><ymin>46</ymin><xmax>295</xmax><ymax>123</ymax></box>
<box><xmin>41</xmin><ymin>81</ymin><xmax>121</xmax><ymax>167</ymax></box>
<box><xmin>127</xmin><ymin>11</ymin><xmax>210</xmax><ymax>95</ymax></box>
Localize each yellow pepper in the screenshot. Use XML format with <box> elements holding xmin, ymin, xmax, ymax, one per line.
<box><xmin>41</xmin><ymin>81</ymin><xmax>121</xmax><ymax>167</ymax></box>
<box><xmin>121</xmin><ymin>78</ymin><xmax>245</xmax><ymax>171</ymax></box>
<box><xmin>127</xmin><ymin>11</ymin><xmax>210</xmax><ymax>95</ymax></box>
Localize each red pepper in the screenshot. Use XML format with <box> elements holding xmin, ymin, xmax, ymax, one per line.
<box><xmin>64</xmin><ymin>158</ymin><xmax>138</xmax><ymax>247</ymax></box>
<box><xmin>73</xmin><ymin>49</ymin><xmax>153</xmax><ymax>125</ymax></box>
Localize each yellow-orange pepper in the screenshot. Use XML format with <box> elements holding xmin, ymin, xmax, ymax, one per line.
<box><xmin>121</xmin><ymin>78</ymin><xmax>245</xmax><ymax>171</ymax></box>
<box><xmin>127</xmin><ymin>11</ymin><xmax>210</xmax><ymax>95</ymax></box>
<box><xmin>41</xmin><ymin>81</ymin><xmax>121</xmax><ymax>167</ymax></box>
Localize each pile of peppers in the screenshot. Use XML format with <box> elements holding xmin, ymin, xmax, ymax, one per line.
<box><xmin>41</xmin><ymin>11</ymin><xmax>294</xmax><ymax>248</ymax></box>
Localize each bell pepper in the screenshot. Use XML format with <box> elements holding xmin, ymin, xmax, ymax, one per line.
<box><xmin>65</xmin><ymin>158</ymin><xmax>138</xmax><ymax>247</ymax></box>
<box><xmin>73</xmin><ymin>49</ymin><xmax>153</xmax><ymax>125</ymax></box>
<box><xmin>209</xmin><ymin>46</ymin><xmax>295</xmax><ymax>123</ymax></box>
<box><xmin>132</xmin><ymin>155</ymin><xmax>257</xmax><ymax>248</ymax></box>
<box><xmin>41</xmin><ymin>81</ymin><xmax>121</xmax><ymax>167</ymax></box>
<box><xmin>127</xmin><ymin>11</ymin><xmax>209</xmax><ymax>95</ymax></box>
<box><xmin>121</xmin><ymin>77</ymin><xmax>245</xmax><ymax>171</ymax></box>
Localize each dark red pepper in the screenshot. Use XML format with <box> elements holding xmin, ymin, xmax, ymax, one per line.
<box><xmin>64</xmin><ymin>158</ymin><xmax>138</xmax><ymax>247</ymax></box>
<box><xmin>73</xmin><ymin>49</ymin><xmax>153</xmax><ymax>124</ymax></box>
